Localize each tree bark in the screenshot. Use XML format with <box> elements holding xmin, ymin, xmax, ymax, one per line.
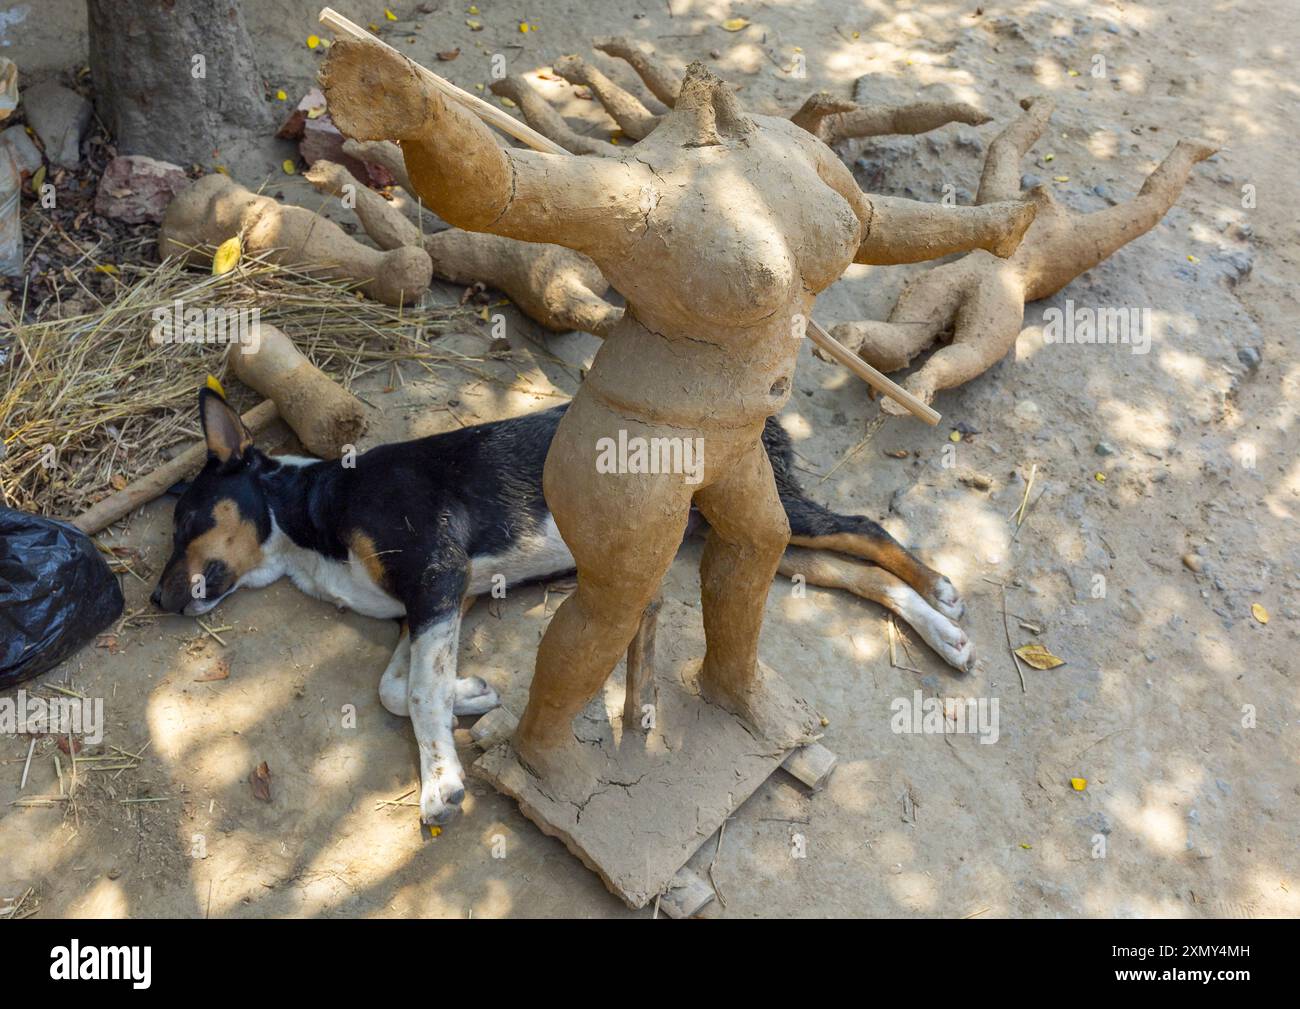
<box><xmin>87</xmin><ymin>0</ymin><xmax>272</xmax><ymax>166</ymax></box>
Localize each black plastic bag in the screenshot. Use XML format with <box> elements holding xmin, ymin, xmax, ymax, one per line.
<box><xmin>1</xmin><ymin>507</ymin><xmax>124</xmax><ymax>688</ymax></box>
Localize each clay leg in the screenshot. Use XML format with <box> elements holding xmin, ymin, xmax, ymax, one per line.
<box><xmin>514</xmin><ymin>401</ymin><xmax>693</xmax><ymax>795</ymax></box>
<box><xmin>692</xmin><ymin>433</ymin><xmax>815</xmax><ymax>745</ymax></box>
<box><xmin>883</xmin><ymin>266</ymin><xmax>1026</xmax><ymax>413</ymax></box>
<box><xmin>553</xmin><ymin>55</ymin><xmax>661</xmax><ymax>139</ymax></box>
<box><xmin>592</xmin><ymin>36</ymin><xmax>682</xmax><ymax>107</ymax></box>
<box><xmin>857</xmin><ymin>195</ymin><xmax>1036</xmax><ymax>264</ymax></box>
<box><xmin>304</xmin><ymin>159</ymin><xmax>422</xmax><ymax>250</ymax></box>
<box><xmin>1033</xmin><ymin>137</ymin><xmax>1219</xmax><ymax>288</ymax></box>
<box><xmin>778</xmin><ymin>547</ymin><xmax>974</xmax><ymax>671</ymax></box>
<box><xmin>489</xmin><ymin>74</ymin><xmax>619</xmax><ymax>156</ymax></box>
<box><xmin>830</xmin><ymin>260</ymin><xmax>973</xmax><ymax>371</ymax></box>
<box><xmin>975</xmin><ymin>96</ymin><xmax>1055</xmax><ymax>205</ymax></box>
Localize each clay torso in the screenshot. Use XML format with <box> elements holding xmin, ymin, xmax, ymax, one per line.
<box><xmin>583</xmin><ymin>115</ymin><xmax>863</xmax><ymax>429</ymax></box>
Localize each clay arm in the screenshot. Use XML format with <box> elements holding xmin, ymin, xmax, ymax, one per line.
<box><xmin>790</xmin><ymin>94</ymin><xmax>990</xmax><ymax>144</ymax></box>
<box><xmin>320</xmin><ymin>39</ymin><xmax>639</xmax><ymax>253</ymax></box>
<box><xmin>856</xmin><ymin>195</ymin><xmax>1036</xmax><ymax>264</ymax></box>
<box><xmin>489</xmin><ymin>74</ymin><xmax>620</xmax><ymax>157</ymax></box>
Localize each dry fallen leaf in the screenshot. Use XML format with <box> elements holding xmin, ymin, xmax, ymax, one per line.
<box><xmin>249</xmin><ymin>761</ymin><xmax>272</xmax><ymax>802</ymax></box>
<box><xmin>437</xmin><ymin>49</ymin><xmax>460</xmax><ymax>61</ymax></box>
<box><xmin>212</xmin><ymin>236</ymin><xmax>241</xmax><ymax>276</ymax></box>
<box><xmin>1070</xmin><ymin>777</ymin><xmax>1087</xmax><ymax>791</ymax></box>
<box><xmin>195</xmin><ymin>658</ymin><xmax>231</xmax><ymax>683</ymax></box>
<box><xmin>1251</xmin><ymin>603</ymin><xmax>1269</xmax><ymax>624</ymax></box>
<box><xmin>1014</xmin><ymin>643</ymin><xmax>1066</xmax><ymax>670</ymax></box>
<box><xmin>721</xmin><ymin>17</ymin><xmax>750</xmax><ymax>31</ymax></box>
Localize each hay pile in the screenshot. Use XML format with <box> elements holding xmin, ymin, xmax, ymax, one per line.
<box><xmin>0</xmin><ymin>255</ymin><xmax>472</xmax><ymax>517</ymax></box>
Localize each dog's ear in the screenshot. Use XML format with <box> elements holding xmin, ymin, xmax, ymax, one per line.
<box><xmin>199</xmin><ymin>385</ymin><xmax>252</xmax><ymax>466</ymax></box>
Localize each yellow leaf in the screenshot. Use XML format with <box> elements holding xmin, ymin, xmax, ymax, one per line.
<box><xmin>368</xmin><ymin>23</ymin><xmax>379</xmax><ymax>32</ymax></box>
<box><xmin>519</xmin><ymin>22</ymin><xmax>530</xmax><ymax>33</ymax></box>
<box><xmin>1020</xmin><ymin>843</ymin><xmax>1033</xmax><ymax>850</ymax></box>
<box><xmin>1094</xmin><ymin>471</ymin><xmax>1106</xmax><ymax>482</ymax></box>
<box><xmin>306</xmin><ymin>34</ymin><xmax>320</xmax><ymax>49</ymax></box>
<box><xmin>466</xmin><ymin>18</ymin><xmax>482</xmax><ymax>30</ymax></box>
<box><xmin>467</xmin><ymin>4</ymin><xmax>479</xmax><ymax>12</ymax></box>
<box><xmin>212</xmin><ymin>236</ymin><xmax>241</xmax><ymax>276</ymax></box>
<box><xmin>949</xmin><ymin>430</ymin><xmax>962</xmax><ymax>442</ymax></box>
<box><xmin>1054</xmin><ymin>174</ymin><xmax>1070</xmax><ymax>183</ymax></box>
<box><xmin>499</xmin><ymin>96</ymin><xmax>516</xmax><ymax>107</ymax></box>
<box><xmin>1068</xmin><ymin>69</ymin><xmax>1080</xmax><ymax>77</ymax></box>
<box><xmin>94</xmin><ymin>263</ymin><xmax>119</xmax><ymax>276</ymax></box>
<box><xmin>206</xmin><ymin>374</ymin><xmax>227</xmax><ymax>398</ymax></box>
<box><xmin>721</xmin><ymin>17</ymin><xmax>750</xmax><ymax>31</ymax></box>
<box><xmin>385</xmin><ymin>7</ymin><xmax>397</xmax><ymax>20</ymax></box>
<box><xmin>1014</xmin><ymin>643</ymin><xmax>1066</xmax><ymax>670</ymax></box>
<box><xmin>1187</xmin><ymin>254</ymin><xmax>1199</xmax><ymax>264</ymax></box>
<box><xmin>282</xmin><ymin>159</ymin><xmax>297</xmax><ymax>175</ymax></box>
<box><xmin>306</xmin><ymin>105</ymin><xmax>326</xmax><ymax>119</ymax></box>
<box><xmin>31</xmin><ymin>164</ymin><xmax>46</xmax><ymax>193</ymax></box>
<box><xmin>275</xmin><ymin>88</ymin><xmax>287</xmax><ymax>101</ymax></box>
<box><xmin>1070</xmin><ymin>777</ymin><xmax>1087</xmax><ymax>791</ymax></box>
<box><xmin>1043</xmin><ymin>153</ymin><xmax>1055</xmax><ymax>161</ymax></box>
<box><xmin>214</xmin><ymin>164</ymin><xmax>229</xmax><ymax>176</ymax></box>
<box><xmin>1251</xmin><ymin>603</ymin><xmax>1269</xmax><ymax>624</ymax></box>
<box><xmin>429</xmin><ymin>825</ymin><xmax>442</xmax><ymax>837</ymax></box>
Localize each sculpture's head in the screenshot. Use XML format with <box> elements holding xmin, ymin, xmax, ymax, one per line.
<box><xmin>660</xmin><ymin>62</ymin><xmax>755</xmax><ymax>147</ymax></box>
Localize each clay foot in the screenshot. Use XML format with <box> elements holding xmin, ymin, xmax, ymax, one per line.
<box><xmin>452</xmin><ymin>676</ymin><xmax>500</xmax><ymax>717</ymax></box>
<box><xmin>320</xmin><ymin>38</ymin><xmax>435</xmax><ymax>143</ymax></box>
<box><xmin>512</xmin><ymin>728</ymin><xmax>606</xmax><ymax>807</ymax></box>
<box><xmin>929</xmin><ymin>575</ymin><xmax>966</xmax><ymax>622</ymax></box>
<box><xmin>698</xmin><ymin>661</ymin><xmax>819</xmax><ymax>748</ymax></box>
<box><xmin>303</xmin><ymin>159</ymin><xmax>353</xmax><ymax>197</ymax></box>
<box><xmin>881</xmin><ymin>378</ymin><xmax>935</xmax><ymax>417</ymax></box>
<box><xmin>419</xmin><ymin>759</ymin><xmax>466</xmax><ymax>826</ymax></box>
<box><xmin>988</xmin><ymin>199</ymin><xmax>1038</xmax><ymax>258</ymax></box>
<box><xmin>1176</xmin><ymin>137</ymin><xmax>1220</xmax><ymax>164</ymax></box>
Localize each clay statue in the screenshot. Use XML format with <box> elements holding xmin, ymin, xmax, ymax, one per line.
<box><xmin>319</xmin><ymin>39</ymin><xmax>1035</xmax><ymax>801</ymax></box>
<box><xmin>829</xmin><ymin>98</ymin><xmax>1219</xmax><ymax>411</ymax></box>
<box><xmin>160</xmin><ymin>172</ymin><xmax>432</xmax><ymax>306</ymax></box>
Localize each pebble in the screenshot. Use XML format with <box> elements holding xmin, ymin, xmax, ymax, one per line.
<box><xmin>1094</xmin><ymin>441</ymin><xmax>1116</xmax><ymax>456</ymax></box>
<box><xmin>1236</xmin><ymin>347</ymin><xmax>1262</xmax><ymax>371</ymax></box>
<box><xmin>1020</xmin><ymin>172</ymin><xmax>1042</xmax><ymax>189</ymax></box>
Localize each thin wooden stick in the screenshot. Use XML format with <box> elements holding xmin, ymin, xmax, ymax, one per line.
<box><xmin>317</xmin><ymin>8</ymin><xmax>939</xmax><ymax>425</ymax></box>
<box><xmin>318</xmin><ymin>7</ymin><xmax>569</xmax><ymax>156</ymax></box>
<box><xmin>807</xmin><ymin>319</ymin><xmax>940</xmax><ymax>424</ymax></box>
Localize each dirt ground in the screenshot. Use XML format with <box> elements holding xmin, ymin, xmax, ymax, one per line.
<box><xmin>2</xmin><ymin>0</ymin><xmax>1296</xmax><ymax>918</ymax></box>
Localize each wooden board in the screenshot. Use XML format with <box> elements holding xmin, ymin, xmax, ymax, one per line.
<box><xmin>471</xmin><ymin>658</ymin><xmax>819</xmax><ymax>910</ymax></box>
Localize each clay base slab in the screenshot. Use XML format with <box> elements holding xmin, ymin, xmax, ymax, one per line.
<box><xmin>471</xmin><ymin>658</ymin><xmax>811</xmax><ymax>910</ymax></box>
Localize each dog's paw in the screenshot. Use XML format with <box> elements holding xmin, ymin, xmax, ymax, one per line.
<box><xmin>452</xmin><ymin>676</ymin><xmax>500</xmax><ymax>717</ymax></box>
<box><xmin>915</xmin><ymin>606</ymin><xmax>975</xmax><ymax>672</ymax></box>
<box><xmin>420</xmin><ymin>764</ymin><xmax>466</xmax><ymax>826</ymax></box>
<box><xmin>930</xmin><ymin>576</ymin><xmax>966</xmax><ymax>622</ymax></box>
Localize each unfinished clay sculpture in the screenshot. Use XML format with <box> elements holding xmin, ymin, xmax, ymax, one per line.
<box><xmin>830</xmin><ymin>98</ymin><xmax>1219</xmax><ymax>411</ymax></box>
<box><xmin>320</xmin><ymin>40</ymin><xmax>1035</xmax><ymax>803</ymax></box>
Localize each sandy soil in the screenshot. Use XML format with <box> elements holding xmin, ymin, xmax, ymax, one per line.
<box><xmin>2</xmin><ymin>0</ymin><xmax>1296</xmax><ymax>918</ymax></box>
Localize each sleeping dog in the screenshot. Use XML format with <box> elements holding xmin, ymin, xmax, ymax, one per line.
<box><xmin>152</xmin><ymin>388</ymin><xmax>972</xmax><ymax>825</ymax></box>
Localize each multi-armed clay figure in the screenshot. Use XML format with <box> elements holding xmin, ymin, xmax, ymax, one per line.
<box><xmin>320</xmin><ymin>38</ymin><xmax>1035</xmax><ymax>810</ymax></box>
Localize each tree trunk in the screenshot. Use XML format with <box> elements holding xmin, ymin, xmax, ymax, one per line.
<box><xmin>87</xmin><ymin>0</ymin><xmax>272</xmax><ymax>166</ymax></box>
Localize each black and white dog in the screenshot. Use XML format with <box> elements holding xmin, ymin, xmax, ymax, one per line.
<box><xmin>153</xmin><ymin>388</ymin><xmax>972</xmax><ymax>824</ymax></box>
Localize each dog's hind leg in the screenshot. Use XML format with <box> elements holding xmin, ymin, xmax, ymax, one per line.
<box><xmin>782</xmin><ymin>496</ymin><xmax>964</xmax><ymax>620</ymax></box>
<box><xmin>379</xmin><ymin>621</ymin><xmax>412</xmax><ymax>717</ymax></box>
<box><xmin>778</xmin><ymin>546</ymin><xmax>974</xmax><ymax>671</ymax></box>
<box><xmin>408</xmin><ymin>602</ymin><xmax>468</xmax><ymax>826</ymax></box>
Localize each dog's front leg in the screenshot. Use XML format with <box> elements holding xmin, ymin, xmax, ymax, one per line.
<box><xmin>408</xmin><ymin>605</ymin><xmax>467</xmax><ymax>825</ymax></box>
<box><xmin>379</xmin><ymin>621</ymin><xmax>412</xmax><ymax>717</ymax></box>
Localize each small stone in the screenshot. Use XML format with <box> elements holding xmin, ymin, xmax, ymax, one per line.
<box><xmin>94</xmin><ymin>155</ymin><xmax>189</xmax><ymax>225</ymax></box>
<box><xmin>1020</xmin><ymin>172</ymin><xmax>1042</xmax><ymax>189</ymax></box>
<box><xmin>1182</xmin><ymin>553</ymin><xmax>1203</xmax><ymax>573</ymax></box>
<box><xmin>1094</xmin><ymin>441</ymin><xmax>1116</xmax><ymax>456</ymax></box>
<box><xmin>1236</xmin><ymin>347</ymin><xmax>1262</xmax><ymax>371</ymax></box>
<box><xmin>22</xmin><ymin>79</ymin><xmax>92</xmax><ymax>169</ymax></box>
